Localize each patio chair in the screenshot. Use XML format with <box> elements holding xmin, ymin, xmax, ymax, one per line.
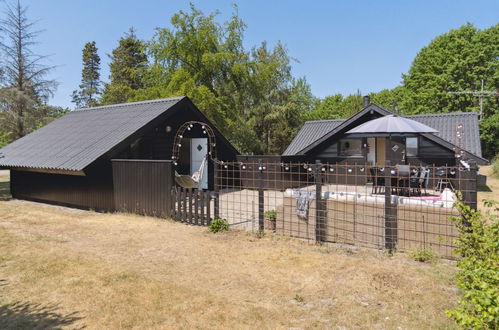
<box><xmin>435</xmin><ymin>167</ymin><xmax>454</xmax><ymax>192</ymax></box>
<box><xmin>370</xmin><ymin>167</ymin><xmax>385</xmax><ymax>194</ymax></box>
<box><xmin>395</xmin><ymin>165</ymin><xmax>411</xmax><ymax>195</ymax></box>
<box><xmin>410</xmin><ymin>167</ymin><xmax>429</xmax><ymax>195</ymax></box>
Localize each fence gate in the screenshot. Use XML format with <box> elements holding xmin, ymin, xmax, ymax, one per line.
<box><xmin>171</xmin><ymin>187</ymin><xmax>214</xmax><ymax>225</ymax></box>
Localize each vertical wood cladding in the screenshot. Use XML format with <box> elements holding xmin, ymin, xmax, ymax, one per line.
<box><xmin>112</xmin><ymin>160</ymin><xmax>174</xmax><ymax>218</ymax></box>
<box><xmin>11</xmin><ymin>167</ymin><xmax>114</xmax><ymax>211</ymax></box>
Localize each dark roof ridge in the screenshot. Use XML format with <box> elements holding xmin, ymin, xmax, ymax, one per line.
<box><xmin>303</xmin><ymin>111</ymin><xmax>478</xmax><ymax>124</ymax></box>
<box><xmin>405</xmin><ymin>111</ymin><xmax>478</xmax><ymax>117</ymax></box>
<box><xmin>303</xmin><ymin>119</ymin><xmax>345</xmax><ymax>124</ymax></box>
<box><xmin>73</xmin><ymin>96</ymin><xmax>185</xmax><ymax>112</ymax></box>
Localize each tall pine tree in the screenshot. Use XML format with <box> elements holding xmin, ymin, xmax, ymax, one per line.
<box><xmin>101</xmin><ymin>29</ymin><xmax>148</xmax><ymax>105</ymax></box>
<box><xmin>0</xmin><ymin>0</ymin><xmax>57</xmax><ymax>140</ymax></box>
<box><xmin>72</xmin><ymin>41</ymin><xmax>101</xmax><ymax>108</ymax></box>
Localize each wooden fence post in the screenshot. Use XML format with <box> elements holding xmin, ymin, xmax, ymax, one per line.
<box><xmin>258</xmin><ymin>159</ymin><xmax>264</xmax><ymax>232</ymax></box>
<box><xmin>168</xmin><ymin>162</ymin><xmax>175</xmax><ymax>218</ymax></box>
<box><xmin>460</xmin><ymin>161</ymin><xmax>478</xmax><ymax>210</ymax></box>
<box><xmin>384</xmin><ymin>160</ymin><xmax>397</xmax><ymax>251</ymax></box>
<box><xmin>214</xmin><ymin>158</ymin><xmax>219</xmax><ymax>220</ymax></box>
<box><xmin>315</xmin><ymin>160</ymin><xmax>325</xmax><ymax>243</ymax></box>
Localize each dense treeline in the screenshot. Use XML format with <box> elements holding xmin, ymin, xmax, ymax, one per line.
<box><xmin>1</xmin><ymin>2</ymin><xmax>498</xmax><ymax>158</ymax></box>
<box><xmin>74</xmin><ymin>7</ymin><xmax>499</xmax><ymax>157</ymax></box>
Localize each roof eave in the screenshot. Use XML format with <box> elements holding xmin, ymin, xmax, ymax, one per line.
<box><xmin>296</xmin><ymin>104</ymin><xmax>392</xmax><ymax>155</ymax></box>
<box><xmin>8</xmin><ymin>166</ymin><xmax>86</xmax><ymax>176</ymax></box>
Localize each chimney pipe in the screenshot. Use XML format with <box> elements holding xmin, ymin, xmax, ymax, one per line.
<box><xmin>363</xmin><ymin>95</ymin><xmax>370</xmax><ymax>107</ymax></box>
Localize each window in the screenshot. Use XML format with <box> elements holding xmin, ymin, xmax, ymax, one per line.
<box><xmin>339</xmin><ymin>138</ymin><xmax>363</xmax><ymax>156</ymax></box>
<box><xmin>406</xmin><ymin>137</ymin><xmax>418</xmax><ymax>157</ymax></box>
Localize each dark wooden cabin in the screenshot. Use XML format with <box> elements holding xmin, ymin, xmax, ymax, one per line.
<box><xmin>283</xmin><ymin>103</ymin><xmax>488</xmax><ymax>166</ymax></box>
<box><xmin>0</xmin><ymin>97</ymin><xmax>238</xmax><ymax>211</ymax></box>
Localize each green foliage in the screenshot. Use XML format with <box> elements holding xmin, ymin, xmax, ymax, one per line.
<box><xmin>0</xmin><ymin>89</ymin><xmax>65</xmax><ymax>144</ymax></box>
<box><xmin>304</xmin><ymin>91</ymin><xmax>364</xmax><ymax>121</ymax></box>
<box><xmin>446</xmin><ymin>197</ymin><xmax>499</xmax><ymax>329</ymax></box>
<box><xmin>0</xmin><ymin>130</ymin><xmax>11</xmax><ymax>147</ymax></box>
<box><xmin>409</xmin><ymin>248</ymin><xmax>437</xmax><ymax>263</ymax></box>
<box><xmin>304</xmin><ymin>94</ymin><xmax>344</xmax><ymax>121</ymax></box>
<box><xmin>482</xmin><ymin>199</ymin><xmax>499</xmax><ymax>212</ymax></box>
<box><xmin>294</xmin><ymin>294</ymin><xmax>304</xmax><ymax>303</ymax></box>
<box><xmin>254</xmin><ymin>230</ymin><xmax>265</xmax><ymax>239</ymax></box>
<box><xmin>492</xmin><ymin>156</ymin><xmax>499</xmax><ymax>179</ymax></box>
<box><xmin>129</xmin><ymin>4</ymin><xmax>313</xmax><ymax>154</ymax></box>
<box><xmin>264</xmin><ymin>210</ymin><xmax>277</xmax><ymax>219</ymax></box>
<box><xmin>209</xmin><ymin>218</ymin><xmax>229</xmax><ymax>233</ymax></box>
<box><xmin>480</xmin><ymin>114</ymin><xmax>499</xmax><ymax>159</ymax></box>
<box><xmin>101</xmin><ymin>29</ymin><xmax>148</xmax><ymax>105</ymax></box>
<box><xmin>402</xmin><ymin>23</ymin><xmax>499</xmax><ymax>116</ymax></box>
<box><xmin>369</xmin><ymin>86</ymin><xmax>409</xmax><ymax>113</ymax></box>
<box><xmin>72</xmin><ymin>41</ymin><xmax>101</xmax><ymax>108</ymax></box>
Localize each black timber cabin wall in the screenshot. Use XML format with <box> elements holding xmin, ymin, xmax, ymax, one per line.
<box><xmin>113</xmin><ymin>98</ymin><xmax>238</xmax><ymax>190</ymax></box>
<box><xmin>11</xmin><ymin>159</ymin><xmax>114</xmax><ymax>211</ymax></box>
<box><xmin>10</xmin><ymin>98</ymin><xmax>238</xmax><ymax>211</ymax></box>
<box><xmin>301</xmin><ymin>111</ymin><xmax>457</xmax><ymax>166</ymax></box>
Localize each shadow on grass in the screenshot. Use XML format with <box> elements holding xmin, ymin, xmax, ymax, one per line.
<box><xmin>0</xmin><ymin>301</ymin><xmax>84</xmax><ymax>330</ymax></box>
<box><xmin>477</xmin><ymin>185</ymin><xmax>492</xmax><ymax>192</ymax></box>
<box><xmin>0</xmin><ymin>180</ymin><xmax>10</xmax><ymax>200</ymax></box>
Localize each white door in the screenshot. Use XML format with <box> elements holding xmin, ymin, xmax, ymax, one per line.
<box><xmin>190</xmin><ymin>138</ymin><xmax>208</xmax><ymax>189</ymax></box>
<box><xmin>367</xmin><ymin>137</ymin><xmax>376</xmax><ymax>164</ymax></box>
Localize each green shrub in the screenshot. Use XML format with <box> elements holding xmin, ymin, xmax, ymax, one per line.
<box><xmin>409</xmin><ymin>248</ymin><xmax>437</xmax><ymax>263</ymax></box>
<box><xmin>264</xmin><ymin>210</ymin><xmax>277</xmax><ymax>218</ymax></box>
<box><xmin>492</xmin><ymin>155</ymin><xmax>499</xmax><ymax>179</ymax></box>
<box><xmin>446</xmin><ymin>197</ymin><xmax>499</xmax><ymax>329</ymax></box>
<box><xmin>209</xmin><ymin>218</ymin><xmax>229</xmax><ymax>233</ymax></box>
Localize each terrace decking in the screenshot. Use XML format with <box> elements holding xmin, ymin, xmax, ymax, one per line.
<box><xmin>215</xmin><ymin>182</ymin><xmax>459</xmax><ymax>258</ymax></box>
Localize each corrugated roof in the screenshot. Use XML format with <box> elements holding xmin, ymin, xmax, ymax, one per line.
<box><xmin>283</xmin><ymin>119</ymin><xmax>344</xmax><ymax>155</ymax></box>
<box><xmin>405</xmin><ymin>112</ymin><xmax>482</xmax><ymax>157</ymax></box>
<box><xmin>0</xmin><ymin>97</ymin><xmax>184</xmax><ymax>171</ymax></box>
<box><xmin>284</xmin><ymin>109</ymin><xmax>483</xmax><ymax>160</ymax></box>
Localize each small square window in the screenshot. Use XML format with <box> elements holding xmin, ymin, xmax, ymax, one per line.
<box><xmin>406</xmin><ymin>137</ymin><xmax>418</xmax><ymax>157</ymax></box>
<box><xmin>339</xmin><ymin>139</ymin><xmax>363</xmax><ymax>156</ymax></box>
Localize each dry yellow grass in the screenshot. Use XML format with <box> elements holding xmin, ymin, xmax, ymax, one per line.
<box><xmin>478</xmin><ymin>165</ymin><xmax>499</xmax><ymax>213</ymax></box>
<box><xmin>0</xmin><ymin>170</ymin><xmax>10</xmax><ymax>200</ymax></box>
<box><xmin>8</xmin><ymin>167</ymin><xmax>499</xmax><ymax>328</ymax></box>
<box><xmin>0</xmin><ymin>198</ymin><xmax>459</xmax><ymax>329</ymax></box>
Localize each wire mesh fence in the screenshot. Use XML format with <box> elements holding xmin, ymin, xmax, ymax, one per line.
<box><xmin>213</xmin><ymin>160</ymin><xmax>477</xmax><ymax>259</ymax></box>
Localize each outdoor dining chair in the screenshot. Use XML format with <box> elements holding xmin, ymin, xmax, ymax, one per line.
<box><xmin>409</xmin><ymin>167</ymin><xmax>430</xmax><ymax>195</ymax></box>
<box><xmin>369</xmin><ymin>167</ymin><xmax>385</xmax><ymax>194</ymax></box>
<box><xmin>435</xmin><ymin>167</ymin><xmax>455</xmax><ymax>192</ymax></box>
<box><xmin>395</xmin><ymin>164</ymin><xmax>411</xmax><ymax>195</ymax></box>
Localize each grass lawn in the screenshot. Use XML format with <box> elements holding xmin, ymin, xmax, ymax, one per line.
<box><xmin>0</xmin><ymin>170</ymin><xmax>10</xmax><ymax>200</ymax></box>
<box><xmin>0</xmin><ymin>167</ymin><xmax>496</xmax><ymax>329</ymax></box>
<box><xmin>478</xmin><ymin>165</ymin><xmax>499</xmax><ymax>213</ymax></box>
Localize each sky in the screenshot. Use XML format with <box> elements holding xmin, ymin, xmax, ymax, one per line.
<box><xmin>8</xmin><ymin>0</ymin><xmax>499</xmax><ymax>109</ymax></box>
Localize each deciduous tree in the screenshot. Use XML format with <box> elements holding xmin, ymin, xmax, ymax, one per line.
<box><xmin>402</xmin><ymin>23</ymin><xmax>499</xmax><ymax>116</ymax></box>
<box><xmin>135</xmin><ymin>4</ymin><xmax>314</xmax><ymax>154</ymax></box>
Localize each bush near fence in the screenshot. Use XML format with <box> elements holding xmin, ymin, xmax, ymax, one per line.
<box><xmin>446</xmin><ymin>198</ymin><xmax>499</xmax><ymax>328</ymax></box>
